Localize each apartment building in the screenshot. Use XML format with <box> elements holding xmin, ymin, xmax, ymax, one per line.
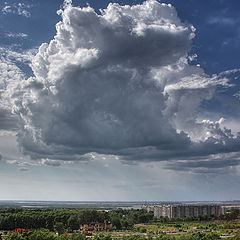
<box><xmin>142</xmin><ymin>204</ymin><xmax>222</xmax><ymax>218</ymax></box>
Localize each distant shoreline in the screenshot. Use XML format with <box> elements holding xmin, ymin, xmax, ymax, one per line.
<box><xmin>0</xmin><ymin>200</ymin><xmax>240</xmax><ymax>209</ymax></box>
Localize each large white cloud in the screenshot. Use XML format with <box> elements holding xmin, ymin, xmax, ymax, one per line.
<box><xmin>0</xmin><ymin>46</ymin><xmax>35</xmax><ymax>133</ymax></box>
<box><xmin>0</xmin><ymin>53</ymin><xmax>24</xmax><ymax>131</ymax></box>
<box><xmin>9</xmin><ymin>0</ymin><xmax>240</xmax><ymax>165</ymax></box>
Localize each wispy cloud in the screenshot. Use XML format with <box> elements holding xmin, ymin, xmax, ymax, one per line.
<box><xmin>207</xmin><ymin>16</ymin><xmax>236</xmax><ymax>26</ymax></box>
<box><xmin>2</xmin><ymin>2</ymin><xmax>31</xmax><ymax>18</ymax></box>
<box><xmin>6</xmin><ymin>32</ymin><xmax>28</xmax><ymax>38</ymax></box>
<box><xmin>19</xmin><ymin>167</ymin><xmax>29</xmax><ymax>171</ymax></box>
<box><xmin>234</xmin><ymin>91</ymin><xmax>240</xmax><ymax>100</ymax></box>
<box><xmin>41</xmin><ymin>159</ymin><xmax>62</xmax><ymax>167</ymax></box>
<box><xmin>164</xmin><ymin>151</ymin><xmax>240</xmax><ymax>174</ymax></box>
<box><xmin>5</xmin><ymin>158</ymin><xmax>74</xmax><ymax>169</ymax></box>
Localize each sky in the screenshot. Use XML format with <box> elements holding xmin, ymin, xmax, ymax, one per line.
<box><xmin>0</xmin><ymin>0</ymin><xmax>240</xmax><ymax>201</ymax></box>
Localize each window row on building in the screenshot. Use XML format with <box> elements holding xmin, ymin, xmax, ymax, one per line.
<box><xmin>141</xmin><ymin>204</ymin><xmax>234</xmax><ymax>218</ymax></box>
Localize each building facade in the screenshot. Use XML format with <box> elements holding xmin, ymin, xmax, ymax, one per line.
<box><xmin>142</xmin><ymin>204</ymin><xmax>222</xmax><ymax>218</ymax></box>
<box><xmin>80</xmin><ymin>222</ymin><xmax>113</xmax><ymax>232</ymax></box>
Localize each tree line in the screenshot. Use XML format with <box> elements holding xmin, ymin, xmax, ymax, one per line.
<box><xmin>0</xmin><ymin>208</ymin><xmax>154</xmax><ymax>231</ymax></box>
<box><xmin>0</xmin><ymin>209</ymin><xmax>108</xmax><ymax>231</ymax></box>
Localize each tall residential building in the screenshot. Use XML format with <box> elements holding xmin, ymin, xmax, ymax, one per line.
<box><xmin>142</xmin><ymin>204</ymin><xmax>222</xmax><ymax>218</ymax></box>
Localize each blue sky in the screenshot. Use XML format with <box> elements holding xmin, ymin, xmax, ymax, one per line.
<box><xmin>0</xmin><ymin>0</ymin><xmax>240</xmax><ymax>201</ymax></box>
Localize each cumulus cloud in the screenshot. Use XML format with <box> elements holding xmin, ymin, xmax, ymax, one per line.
<box><xmin>0</xmin><ymin>46</ymin><xmax>35</xmax><ymax>135</ymax></box>
<box><xmin>6</xmin><ymin>0</ymin><xmax>240</xmax><ymax>169</ymax></box>
<box><xmin>0</xmin><ymin>47</ymin><xmax>36</xmax><ymax>64</ymax></box>
<box><xmin>0</xmin><ymin>55</ymin><xmax>24</xmax><ymax>131</ymax></box>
